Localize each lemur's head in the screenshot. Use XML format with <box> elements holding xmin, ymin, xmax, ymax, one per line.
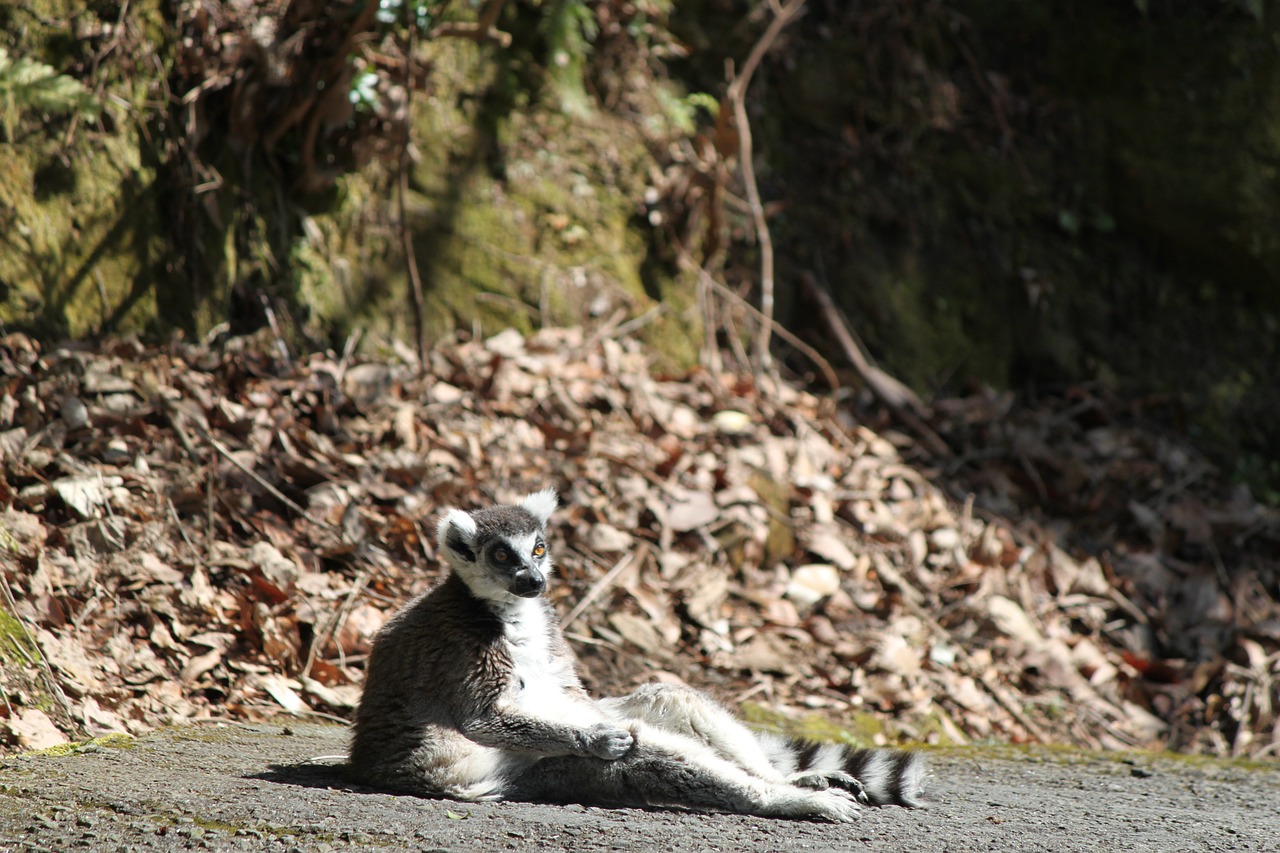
<box><xmin>436</xmin><ymin>489</ymin><xmax>558</xmax><ymax>604</ymax></box>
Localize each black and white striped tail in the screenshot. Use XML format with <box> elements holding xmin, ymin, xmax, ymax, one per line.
<box><xmin>834</xmin><ymin>745</ymin><xmax>927</xmax><ymax>807</ymax></box>
<box><xmin>761</xmin><ymin>735</ymin><xmax>928</xmax><ymax>807</ymax></box>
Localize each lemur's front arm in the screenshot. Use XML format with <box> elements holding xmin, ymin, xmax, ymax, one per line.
<box><xmin>459</xmin><ymin>710</ymin><xmax>634</xmax><ymax>759</ymax></box>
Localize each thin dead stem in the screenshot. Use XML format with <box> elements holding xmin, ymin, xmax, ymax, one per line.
<box><xmin>430</xmin><ymin>0</ymin><xmax>512</xmax><ymax>46</ymax></box>
<box><xmin>726</xmin><ymin>0</ymin><xmax>807</xmax><ymax>377</ymax></box>
<box><xmin>682</xmin><ymin>253</ymin><xmax>840</xmax><ymax>393</ymax></box>
<box><xmin>399</xmin><ymin>22</ymin><xmax>428</xmax><ymax>369</ymax></box>
<box><xmin>0</xmin><ymin>571</ymin><xmax>84</xmax><ymax>739</ymax></box>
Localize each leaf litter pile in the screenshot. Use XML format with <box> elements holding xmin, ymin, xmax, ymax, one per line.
<box><xmin>1</xmin><ymin>328</ymin><xmax>1277</xmax><ymax>761</ymax></box>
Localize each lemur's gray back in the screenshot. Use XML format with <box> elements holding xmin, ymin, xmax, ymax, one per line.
<box><xmin>349</xmin><ymin>573</ymin><xmax>525</xmax><ymax>793</ymax></box>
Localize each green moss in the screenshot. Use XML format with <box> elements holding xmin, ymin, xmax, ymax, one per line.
<box><xmin>313</xmin><ymin>36</ymin><xmax>699</xmax><ymax>365</ymax></box>
<box><xmin>739</xmin><ymin>703</ymin><xmax>913</xmax><ymax>747</ymax></box>
<box><xmin>0</xmin><ymin>0</ymin><xmax>170</xmax><ymax>339</ymax></box>
<box><xmin>0</xmin><ymin>608</ymin><xmax>35</xmax><ymax>664</ymax></box>
<box><xmin>927</xmin><ymin>741</ymin><xmax>1280</xmax><ymax>781</ymax></box>
<box><xmin>30</xmin><ymin>733</ymin><xmax>136</xmax><ymax>757</ymax></box>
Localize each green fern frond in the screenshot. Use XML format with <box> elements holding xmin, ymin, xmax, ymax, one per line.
<box><xmin>0</xmin><ymin>47</ymin><xmax>102</xmax><ymax>141</ymax></box>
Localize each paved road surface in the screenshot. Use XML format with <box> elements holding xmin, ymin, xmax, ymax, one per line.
<box><xmin>1</xmin><ymin>723</ymin><xmax>1276</xmax><ymax>851</ymax></box>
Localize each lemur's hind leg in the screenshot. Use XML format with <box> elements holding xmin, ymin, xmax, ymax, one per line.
<box><xmin>599</xmin><ymin>684</ymin><xmax>787</xmax><ymax>783</ymax></box>
<box><xmin>601</xmin><ymin>684</ymin><xmax>927</xmax><ymax>808</ymax></box>
<box><xmin>507</xmin><ymin>724</ymin><xmax>862</xmax><ymax>823</ymax></box>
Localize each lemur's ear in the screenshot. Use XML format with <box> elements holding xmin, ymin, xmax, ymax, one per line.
<box><xmin>521</xmin><ymin>488</ymin><xmax>558</xmax><ymax>526</ymax></box>
<box><xmin>436</xmin><ymin>508</ymin><xmax>479</xmax><ymax>563</ymax></box>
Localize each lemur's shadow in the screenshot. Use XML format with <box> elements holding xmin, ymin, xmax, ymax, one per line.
<box><xmin>250</xmin><ymin>762</ymin><xmax>500</xmax><ymax>805</ymax></box>
<box><xmin>250</xmin><ymin>761</ymin><xmax>375</xmax><ymax>795</ymax></box>
<box><xmin>250</xmin><ymin>761</ymin><xmax>713</xmax><ymax>818</ymax></box>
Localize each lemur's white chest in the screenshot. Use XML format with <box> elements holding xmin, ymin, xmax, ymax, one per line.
<box><xmin>503</xmin><ymin>600</ymin><xmax>599</xmax><ymax>723</ymax></box>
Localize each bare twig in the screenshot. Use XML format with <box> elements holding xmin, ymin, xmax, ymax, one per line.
<box><xmin>166</xmin><ymin>496</ymin><xmax>203</xmax><ymax>567</ymax></box>
<box><xmin>681</xmin><ymin>255</ymin><xmax>840</xmax><ymax>393</ymax></box>
<box><xmin>979</xmin><ymin>670</ymin><xmax>1052</xmax><ymax>743</ymax></box>
<box><xmin>162</xmin><ymin>396</ymin><xmax>335</xmax><ymax>529</ymax></box>
<box><xmin>259</xmin><ymin>292</ymin><xmax>292</xmax><ymax>365</ymax></box>
<box><xmin>399</xmin><ymin>22</ymin><xmax>428</xmax><ymax>370</ymax></box>
<box><xmin>0</xmin><ymin>571</ymin><xmax>84</xmax><ymax>739</ymax></box>
<box><xmin>430</xmin><ymin>0</ymin><xmax>512</xmax><ymax>47</ymax></box>
<box><xmin>798</xmin><ymin>269</ymin><xmax>953</xmax><ymax>458</ymax></box>
<box><xmin>208</xmin><ymin>433</ymin><xmax>332</xmax><ymax>526</ymax></box>
<box><xmin>604</xmin><ymin>304</ymin><xmax>665</xmax><ymax>341</ymax></box>
<box><xmin>561</xmin><ymin>543</ymin><xmax>650</xmax><ymax>630</ymax></box>
<box><xmin>726</xmin><ymin>0</ymin><xmax>807</xmax><ymax>376</ymax></box>
<box><xmin>303</xmin><ymin>569</ymin><xmax>370</xmax><ymax>680</ymax></box>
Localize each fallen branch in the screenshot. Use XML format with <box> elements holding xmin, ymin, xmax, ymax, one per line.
<box><xmin>798</xmin><ymin>269</ymin><xmax>952</xmax><ymax>458</ymax></box>
<box><xmin>680</xmin><ymin>253</ymin><xmax>841</xmax><ymax>393</ymax></box>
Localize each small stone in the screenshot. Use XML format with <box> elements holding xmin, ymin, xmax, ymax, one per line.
<box><xmin>712</xmin><ymin>410</ymin><xmax>754</xmax><ymax>436</ymax></box>
<box><xmin>929</xmin><ymin>527</ymin><xmax>962</xmax><ymax>551</ymax></box>
<box><xmin>102</xmin><ymin>438</ymin><xmax>131</xmax><ymax>465</ymax></box>
<box><xmin>428</xmin><ymin>381</ymin><xmax>464</xmax><ymax>404</ymax></box>
<box><xmin>786</xmin><ymin>564</ymin><xmax>842</xmax><ymax>608</ymax></box>
<box><xmin>61</xmin><ymin>395</ymin><xmax>90</xmax><ymax>430</ymax></box>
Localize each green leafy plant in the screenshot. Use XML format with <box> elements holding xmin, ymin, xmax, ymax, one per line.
<box><xmin>0</xmin><ymin>47</ymin><xmax>101</xmax><ymax>142</ymax></box>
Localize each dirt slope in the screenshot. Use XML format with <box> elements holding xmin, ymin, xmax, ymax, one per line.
<box><xmin>1</xmin><ymin>723</ymin><xmax>1276</xmax><ymax>852</ymax></box>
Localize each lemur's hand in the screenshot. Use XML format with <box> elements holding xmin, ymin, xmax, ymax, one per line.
<box><xmin>583</xmin><ymin>723</ymin><xmax>634</xmax><ymax>759</ymax></box>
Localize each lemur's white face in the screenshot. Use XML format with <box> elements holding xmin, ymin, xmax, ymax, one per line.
<box><xmin>436</xmin><ymin>491</ymin><xmax>558</xmax><ymax>605</ymax></box>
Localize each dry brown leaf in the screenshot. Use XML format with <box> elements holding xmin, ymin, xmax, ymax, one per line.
<box><xmin>258</xmin><ymin>674</ymin><xmax>308</xmax><ymax>713</ymax></box>
<box><xmin>732</xmin><ymin>632</ymin><xmax>795</xmax><ymax>674</ymax></box>
<box><xmin>676</xmin><ymin>563</ymin><xmax>729</xmax><ymax>631</ymax></box>
<box><xmin>78</xmin><ymin>697</ymin><xmax>128</xmax><ymax>736</ymax></box>
<box><xmin>987</xmin><ymin>596</ymin><xmax>1046</xmax><ymax>651</ymax></box>
<box><xmin>1</xmin><ymin>327</ymin><xmax>1274</xmax><ymax>761</ymax></box>
<box><xmin>608</xmin><ymin>612</ymin><xmax>664</xmax><ymax>654</ymax></box>
<box><xmin>804</xmin><ymin>526</ymin><xmax>857</xmax><ymax>570</ymax></box>
<box><xmin>52</xmin><ymin>475</ymin><xmax>124</xmax><ymax>518</ymax></box>
<box><xmin>6</xmin><ymin>709</ymin><xmax>69</xmax><ymax>750</ymax></box>
<box><xmin>785</xmin><ymin>564</ymin><xmax>841</xmax><ymax>608</ymax></box>
<box><xmin>666</xmin><ymin>490</ymin><xmax>719</xmax><ymax>532</ymax></box>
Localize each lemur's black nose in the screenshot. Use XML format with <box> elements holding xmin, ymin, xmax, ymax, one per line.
<box><xmin>511</xmin><ymin>567</ymin><xmax>546</xmax><ymax>598</ymax></box>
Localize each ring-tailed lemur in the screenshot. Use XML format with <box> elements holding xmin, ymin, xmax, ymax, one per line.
<box><xmin>348</xmin><ymin>490</ymin><xmax>926</xmax><ymax>821</ymax></box>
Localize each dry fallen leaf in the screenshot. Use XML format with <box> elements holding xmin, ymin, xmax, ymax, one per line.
<box><xmin>0</xmin><ymin>327</ymin><xmax>1273</xmax><ymax>761</ymax></box>
<box><xmin>6</xmin><ymin>709</ymin><xmax>69</xmax><ymax>751</ymax></box>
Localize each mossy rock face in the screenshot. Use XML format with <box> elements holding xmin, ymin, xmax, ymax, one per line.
<box><xmin>1</xmin><ymin>3</ymin><xmax>698</xmax><ymax>366</ymax></box>
<box><xmin>315</xmin><ymin>36</ymin><xmax>700</xmax><ymax>365</ymax></box>
<box><xmin>672</xmin><ymin>2</ymin><xmax>1280</xmax><ymax>492</ymax></box>
<box><xmin>0</xmin><ymin>0</ymin><xmax>170</xmax><ymax>339</ymax></box>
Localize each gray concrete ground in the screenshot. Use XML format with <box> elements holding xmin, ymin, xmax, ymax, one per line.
<box><xmin>1</xmin><ymin>723</ymin><xmax>1276</xmax><ymax>852</ymax></box>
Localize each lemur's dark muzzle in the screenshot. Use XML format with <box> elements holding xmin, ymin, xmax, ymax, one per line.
<box><xmin>511</xmin><ymin>567</ymin><xmax>546</xmax><ymax>598</ymax></box>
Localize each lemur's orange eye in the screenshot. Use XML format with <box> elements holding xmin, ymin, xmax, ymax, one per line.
<box><xmin>533</xmin><ymin>543</ymin><xmax>546</xmax><ymax>558</ymax></box>
<box><xmin>494</xmin><ymin>548</ymin><xmax>509</xmax><ymax>562</ymax></box>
